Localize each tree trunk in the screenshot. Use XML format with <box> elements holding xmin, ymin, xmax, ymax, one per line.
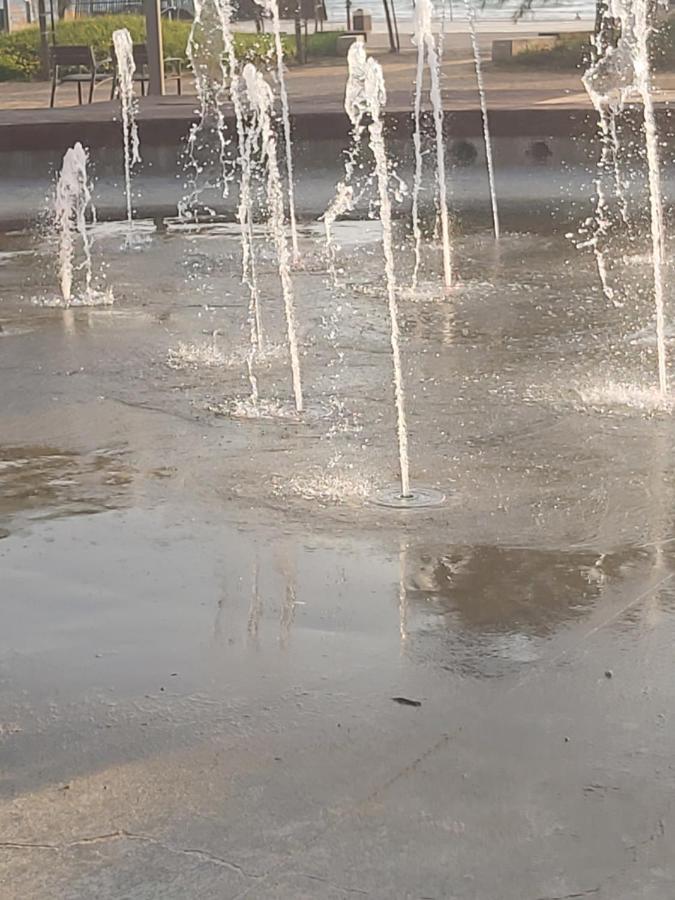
<box><xmin>382</xmin><ymin>0</ymin><xmax>397</xmax><ymax>52</ymax></box>
<box><xmin>294</xmin><ymin>13</ymin><xmax>305</xmax><ymax>63</ymax></box>
<box><xmin>37</xmin><ymin>0</ymin><xmax>50</xmax><ymax>79</ymax></box>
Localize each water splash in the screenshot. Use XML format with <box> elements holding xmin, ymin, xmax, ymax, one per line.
<box><xmin>53</xmin><ymin>143</ymin><xmax>99</xmax><ymax>305</ymax></box>
<box><xmin>576</xmin><ymin>380</ymin><xmax>675</xmax><ymax>415</ymax></box>
<box><xmin>322</xmin><ymin>44</ymin><xmax>369</xmax><ymax>283</ymax></box>
<box><xmin>411</xmin><ymin>0</ymin><xmax>452</xmax><ymax>289</ymax></box>
<box><xmin>215</xmin><ymin>0</ymin><xmax>263</xmax><ymax>402</ymax></box>
<box><xmin>37</xmin><ymin>291</ymin><xmax>113</xmax><ymax>309</ymax></box>
<box><xmin>112</xmin><ymin>29</ymin><xmax>141</xmax><ymax>238</ymax></box>
<box><xmin>167</xmin><ymin>339</ymin><xmax>230</xmax><ymax>369</ymax></box>
<box><xmin>609</xmin><ymin>111</ymin><xmax>630</xmax><ymax>225</ymax></box>
<box><xmin>182</xmin><ymin>0</ymin><xmax>241</xmax><ymax>216</ymax></box>
<box><xmin>333</xmin><ymin>43</ymin><xmax>412</xmax><ymax>497</ymax></box>
<box><xmin>465</xmin><ymin>1</ymin><xmax>500</xmax><ymax>239</ymax></box>
<box><xmin>575</xmin><ymin>112</ymin><xmax>618</xmax><ymax>306</ymax></box>
<box><xmin>167</xmin><ymin>339</ymin><xmax>286</xmax><ymax>370</ymax></box>
<box><xmin>242</xmin><ymin>63</ymin><xmax>303</xmax><ymax>413</ymax></box>
<box><xmin>255</xmin><ymin>0</ymin><xmax>300</xmax><ymax>263</ymax></box>
<box><xmin>183</xmin><ymin>0</ymin><xmax>265</xmax><ymax>401</ymax></box>
<box><xmin>277</xmin><ymin>459</ymin><xmax>373</xmax><ymax>504</ymax></box>
<box><xmin>631</xmin><ymin>0</ymin><xmax>668</xmax><ymax>399</ymax></box>
<box><xmin>580</xmin><ymin>11</ymin><xmax>632</xmax><ymax>306</ymax></box>
<box><xmin>208</xmin><ymin>396</ymin><xmax>300</xmax><ymax>420</ymax></box>
<box><xmin>582</xmin><ymin>0</ymin><xmax>668</xmax><ymax>397</ymax></box>
<box><xmin>323</xmin><ymin>182</ymin><xmax>354</xmax><ymax>284</ymax></box>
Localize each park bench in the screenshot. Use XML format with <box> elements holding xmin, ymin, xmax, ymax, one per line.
<box><xmin>49</xmin><ymin>44</ymin><xmax>108</xmax><ymax>107</ymax></box>
<box><xmin>109</xmin><ymin>43</ymin><xmax>183</xmax><ymax>98</ymax></box>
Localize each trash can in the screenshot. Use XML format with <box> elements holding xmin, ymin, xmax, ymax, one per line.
<box><xmin>352</xmin><ymin>8</ymin><xmax>372</xmax><ymax>32</ymax></box>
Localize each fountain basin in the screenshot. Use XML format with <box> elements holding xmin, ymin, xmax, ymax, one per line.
<box><xmin>2</xmin><ymin>190</ymin><xmax>675</xmax><ymax>899</ymax></box>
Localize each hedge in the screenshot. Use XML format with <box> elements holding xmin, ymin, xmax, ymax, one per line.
<box><xmin>305</xmin><ymin>30</ymin><xmax>343</xmax><ymax>57</ymax></box>
<box><xmin>0</xmin><ymin>16</ymin><xmax>285</xmax><ymax>81</ymax></box>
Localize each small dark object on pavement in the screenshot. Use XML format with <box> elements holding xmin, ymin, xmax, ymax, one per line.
<box><xmin>392</xmin><ymin>696</ymin><xmax>422</xmax><ymax>707</ymax></box>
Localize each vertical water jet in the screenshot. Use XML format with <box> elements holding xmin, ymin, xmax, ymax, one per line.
<box><xmin>54</xmin><ymin>142</ymin><xmax>95</xmax><ymax>305</ymax></box>
<box><xmin>631</xmin><ymin>0</ymin><xmax>668</xmax><ymax>398</ymax></box>
<box><xmin>582</xmin><ymin>0</ymin><xmax>668</xmax><ymax>397</ymax></box>
<box><xmin>242</xmin><ymin>63</ymin><xmax>304</xmax><ymax>413</ymax></box>
<box><xmin>411</xmin><ymin>0</ymin><xmax>453</xmax><ymax>289</ymax></box>
<box><xmin>464</xmin><ymin>1</ymin><xmax>500</xmax><ymax>239</ymax></box>
<box><xmin>329</xmin><ymin>43</ymin><xmax>411</xmax><ymax>497</ymax></box>
<box><xmin>255</xmin><ymin>0</ymin><xmax>300</xmax><ymax>263</ymax></box>
<box><xmin>112</xmin><ymin>28</ymin><xmax>141</xmax><ymax>239</ymax></box>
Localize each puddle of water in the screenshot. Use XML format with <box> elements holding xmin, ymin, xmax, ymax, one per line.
<box><xmin>0</xmin><ymin>445</ymin><xmax>133</xmax><ymax>525</ymax></box>
<box><xmin>2</xmin><ymin>222</ymin><xmax>675</xmax><ymax>641</ymax></box>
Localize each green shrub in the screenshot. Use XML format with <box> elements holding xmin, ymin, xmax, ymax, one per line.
<box><xmin>0</xmin><ymin>15</ymin><xmax>285</xmax><ymax>81</ymax></box>
<box><xmin>0</xmin><ymin>50</ymin><xmax>29</xmax><ymax>80</ymax></box>
<box><xmin>163</xmin><ymin>20</ymin><xmax>193</xmax><ymax>60</ymax></box>
<box><xmin>305</xmin><ymin>30</ymin><xmax>343</xmax><ymax>57</ymax></box>
<box><xmin>0</xmin><ymin>27</ymin><xmax>44</xmax><ymax>79</ymax></box>
<box><xmin>228</xmin><ymin>30</ymin><xmax>288</xmax><ymax>64</ymax></box>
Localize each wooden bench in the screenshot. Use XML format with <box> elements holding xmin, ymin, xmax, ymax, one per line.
<box><xmin>110</xmin><ymin>43</ymin><xmax>183</xmax><ymax>98</ymax></box>
<box><xmin>50</xmin><ymin>44</ymin><xmax>108</xmax><ymax>107</ymax></box>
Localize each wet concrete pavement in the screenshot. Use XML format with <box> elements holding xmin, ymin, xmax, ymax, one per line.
<box><xmin>3</xmin><ymin>494</ymin><xmax>675</xmax><ymax>898</ymax></box>
<box><xmin>2</xmin><ymin>221</ymin><xmax>675</xmax><ymax>897</ymax></box>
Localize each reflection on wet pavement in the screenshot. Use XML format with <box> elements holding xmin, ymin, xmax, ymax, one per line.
<box><xmin>0</xmin><ymin>445</ymin><xmax>132</xmax><ymax>527</ymax></box>
<box><xmin>403</xmin><ymin>544</ymin><xmax>650</xmax><ymax>634</ymax></box>
<box><xmin>399</xmin><ymin>543</ymin><xmax>665</xmax><ymax>676</ymax></box>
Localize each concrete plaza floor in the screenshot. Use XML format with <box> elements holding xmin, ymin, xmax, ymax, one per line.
<box><xmin>1</xmin><ymin>219</ymin><xmax>675</xmax><ymax>899</ymax></box>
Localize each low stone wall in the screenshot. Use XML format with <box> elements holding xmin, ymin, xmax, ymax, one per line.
<box><xmin>491</xmin><ymin>37</ymin><xmax>558</xmax><ymax>62</ymax></box>
<box><xmin>0</xmin><ymin>103</ymin><xmax>597</xmax><ymax>160</ymax></box>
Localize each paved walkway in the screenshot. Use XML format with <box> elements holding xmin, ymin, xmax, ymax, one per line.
<box><xmin>0</xmin><ymin>30</ymin><xmax>597</xmax><ymax>113</ymax></box>
<box><xmin>4</xmin><ymin>54</ymin><xmax>675</xmax><ymax>122</ymax></box>
<box><xmin>0</xmin><ymin>56</ymin><xmax>590</xmax><ymax>115</ymax></box>
<box><xmin>4</xmin><ymin>50</ymin><xmax>675</xmax><ymax>118</ymax></box>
